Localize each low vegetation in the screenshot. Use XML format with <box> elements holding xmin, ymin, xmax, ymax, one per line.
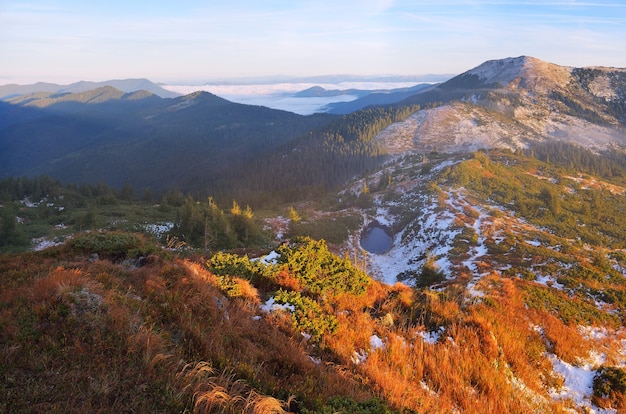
<box><xmin>3</xmin><ymin>146</ymin><xmax>626</xmax><ymax>412</ymax></box>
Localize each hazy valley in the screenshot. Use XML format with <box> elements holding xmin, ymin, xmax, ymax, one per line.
<box><xmin>2</xmin><ymin>56</ymin><xmax>626</xmax><ymax>413</ymax></box>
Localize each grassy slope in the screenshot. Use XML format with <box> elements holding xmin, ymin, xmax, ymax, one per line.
<box><xmin>3</xmin><ymin>230</ymin><xmax>623</xmax><ymax>413</ymax></box>
<box><xmin>3</xmin><ymin>151</ymin><xmax>626</xmax><ymax>413</ymax></box>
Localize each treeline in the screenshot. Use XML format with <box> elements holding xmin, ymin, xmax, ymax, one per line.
<box><xmin>0</xmin><ymin>175</ymin><xmax>269</xmax><ymax>253</ymax></box>
<box><xmin>0</xmin><ymin>175</ymin><xmax>152</xmax><ymax>205</ymax></box>
<box><xmin>549</xmin><ymin>91</ymin><xmax>609</xmax><ymax>126</ymax></box>
<box><xmin>0</xmin><ymin>175</ymin><xmax>62</xmax><ymax>202</ymax></box>
<box><xmin>522</xmin><ymin>141</ymin><xmax>626</xmax><ymax>181</ymax></box>
<box><xmin>323</xmin><ymin>105</ymin><xmax>421</xmax><ymax>143</ymax></box>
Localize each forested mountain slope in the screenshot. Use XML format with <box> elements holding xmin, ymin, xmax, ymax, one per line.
<box><xmin>0</xmin><ymin>88</ymin><xmax>332</xmax><ymax>202</ymax></box>
<box><xmin>0</xmin><ymin>86</ymin><xmax>421</xmax><ymax>206</ymax></box>
<box><xmin>2</xmin><ymin>56</ymin><xmax>625</xmax><ymax>208</ymax></box>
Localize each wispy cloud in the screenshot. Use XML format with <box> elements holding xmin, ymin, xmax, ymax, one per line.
<box><xmin>1</xmin><ymin>0</ymin><xmax>625</xmax><ymax>83</ymax></box>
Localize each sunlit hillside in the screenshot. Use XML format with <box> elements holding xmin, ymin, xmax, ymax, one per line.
<box><xmin>2</xmin><ymin>56</ymin><xmax>626</xmax><ymax>413</ymax></box>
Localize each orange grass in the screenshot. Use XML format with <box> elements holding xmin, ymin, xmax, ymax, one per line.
<box><xmin>2</xmin><ymin>237</ymin><xmax>619</xmax><ymax>413</ymax></box>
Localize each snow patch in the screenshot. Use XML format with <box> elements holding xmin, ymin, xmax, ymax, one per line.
<box><xmin>260</xmin><ymin>297</ymin><xmax>295</xmax><ymax>313</ymax></box>
<box><xmin>309</xmin><ymin>355</ymin><xmax>322</xmax><ymax>365</ymax></box>
<box><xmin>548</xmin><ymin>354</ymin><xmax>597</xmax><ymax>410</ymax></box>
<box><xmin>259</xmin><ymin>250</ymin><xmax>280</xmax><ymax>265</ymax></box>
<box><xmin>370</xmin><ymin>334</ymin><xmax>386</xmax><ymax>351</ymax></box>
<box><xmin>144</xmin><ymin>222</ymin><xmax>174</xmax><ymax>238</ymax></box>
<box><xmin>352</xmin><ymin>349</ymin><xmax>368</xmax><ymax>365</ymax></box>
<box><xmin>535</xmin><ymin>275</ymin><xmax>565</xmax><ymax>290</ymax></box>
<box><xmin>32</xmin><ymin>237</ymin><xmax>64</xmax><ymax>251</ymax></box>
<box><xmin>418</xmin><ymin>327</ymin><xmax>444</xmax><ymax>344</ymax></box>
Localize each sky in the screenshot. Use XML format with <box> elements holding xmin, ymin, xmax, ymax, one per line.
<box><xmin>1</xmin><ymin>0</ymin><xmax>626</xmax><ymax>84</ymax></box>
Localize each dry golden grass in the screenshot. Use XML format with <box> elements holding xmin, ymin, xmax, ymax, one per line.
<box><xmin>274</xmin><ymin>268</ymin><xmax>303</xmax><ymax>292</ymax></box>
<box><xmin>244</xmin><ymin>391</ymin><xmax>289</xmax><ymax>414</ymax></box>
<box><xmin>2</xmin><ymin>237</ymin><xmax>620</xmax><ymax>413</ymax></box>
<box><xmin>322</xmin><ymin>270</ymin><xmax>587</xmax><ymax>413</ymax></box>
<box><xmin>176</xmin><ymin>362</ymin><xmax>292</xmax><ymax>414</ymax></box>
<box><xmin>31</xmin><ymin>266</ymin><xmax>86</xmax><ymax>301</ymax></box>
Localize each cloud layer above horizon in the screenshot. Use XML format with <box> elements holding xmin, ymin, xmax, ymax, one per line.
<box><xmin>1</xmin><ymin>0</ymin><xmax>625</xmax><ymax>83</ymax></box>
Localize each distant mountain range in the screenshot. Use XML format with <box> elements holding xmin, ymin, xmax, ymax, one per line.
<box><xmin>320</xmin><ymin>83</ymin><xmax>435</xmax><ymax>114</ymax></box>
<box><xmin>1</xmin><ymin>56</ymin><xmax>625</xmax><ymax>204</ymax></box>
<box><xmin>0</xmin><ymin>78</ymin><xmax>180</xmax><ymax>100</ymax></box>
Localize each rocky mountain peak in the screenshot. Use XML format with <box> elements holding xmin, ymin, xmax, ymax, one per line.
<box><xmin>465</xmin><ymin>55</ymin><xmax>571</xmax><ymax>92</ymax></box>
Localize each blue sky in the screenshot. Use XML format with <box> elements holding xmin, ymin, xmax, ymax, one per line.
<box><xmin>1</xmin><ymin>0</ymin><xmax>625</xmax><ymax>84</ymax></box>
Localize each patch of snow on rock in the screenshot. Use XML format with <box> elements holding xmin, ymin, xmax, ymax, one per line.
<box><xmin>260</xmin><ymin>297</ymin><xmax>295</xmax><ymax>313</ymax></box>
<box><xmin>259</xmin><ymin>250</ymin><xmax>280</xmax><ymax>265</ymax></box>
<box><xmin>32</xmin><ymin>237</ymin><xmax>63</xmax><ymax>251</ymax></box>
<box><xmin>370</xmin><ymin>334</ymin><xmax>386</xmax><ymax>351</ymax></box>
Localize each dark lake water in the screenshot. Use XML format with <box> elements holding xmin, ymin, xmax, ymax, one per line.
<box><xmin>360</xmin><ymin>226</ymin><xmax>393</xmax><ymax>254</ymax></box>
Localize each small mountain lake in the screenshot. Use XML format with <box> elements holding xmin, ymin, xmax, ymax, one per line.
<box><xmin>360</xmin><ymin>225</ymin><xmax>393</xmax><ymax>254</ymax></box>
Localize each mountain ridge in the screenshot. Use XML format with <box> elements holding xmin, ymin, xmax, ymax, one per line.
<box><xmin>379</xmin><ymin>56</ymin><xmax>626</xmax><ymax>154</ymax></box>
<box><xmin>0</xmin><ymin>78</ymin><xmax>180</xmax><ymax>100</ymax></box>
<box><xmin>1</xmin><ymin>55</ymin><xmax>625</xmax><ymax>204</ymax></box>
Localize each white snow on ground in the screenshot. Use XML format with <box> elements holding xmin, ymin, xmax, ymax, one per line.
<box><xmin>454</xmin><ymin>192</ymin><xmax>492</xmax><ymax>297</ymax></box>
<box><xmin>578</xmin><ymin>326</ymin><xmax>626</xmax><ymax>368</ymax></box>
<box><xmin>144</xmin><ymin>222</ymin><xmax>174</xmax><ymax>238</ymax></box>
<box><xmin>579</xmin><ymin>326</ymin><xmax>609</xmax><ymax>341</ymax></box>
<box><xmin>374</xmin><ymin>208</ymin><xmax>393</xmax><ymax>227</ymax></box>
<box><xmin>259</xmin><ymin>250</ymin><xmax>280</xmax><ymax>264</ymax></box>
<box><xmin>535</xmin><ymin>275</ymin><xmax>565</xmax><ymax>290</ymax></box>
<box><xmin>352</xmin><ymin>335</ymin><xmax>388</xmax><ymax>365</ymax></box>
<box><xmin>32</xmin><ymin>237</ymin><xmax>64</xmax><ymax>251</ymax></box>
<box><xmin>546</xmin><ymin>354</ymin><xmax>617</xmax><ymax>413</ymax></box>
<box><xmin>367</xmin><ymin>190</ymin><xmax>460</xmax><ymax>285</ymax></box>
<box><xmin>20</xmin><ymin>197</ymin><xmax>39</xmax><ymax>208</ymax></box>
<box><xmin>370</xmin><ymin>334</ymin><xmax>386</xmax><ymax>351</ymax></box>
<box><xmin>309</xmin><ymin>355</ymin><xmax>322</xmax><ymax>365</ymax></box>
<box><xmin>367</xmin><ymin>185</ymin><xmax>497</xmax><ymax>290</ymax></box>
<box><xmin>508</xmin><ymin>374</ymin><xmax>552</xmax><ymax>411</ymax></box>
<box><xmin>417</xmin><ymin>327</ymin><xmax>444</xmax><ymax>344</ymax></box>
<box><xmin>259</xmin><ymin>297</ymin><xmax>295</xmax><ymax>313</ymax></box>
<box><xmin>352</xmin><ymin>349</ymin><xmax>368</xmax><ymax>365</ymax></box>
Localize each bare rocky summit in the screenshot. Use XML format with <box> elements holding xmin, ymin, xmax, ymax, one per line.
<box><xmin>377</xmin><ymin>56</ymin><xmax>626</xmax><ymax>154</ymax></box>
